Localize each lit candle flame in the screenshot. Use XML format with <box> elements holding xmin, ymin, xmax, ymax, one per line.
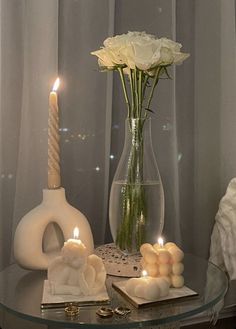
<box><xmin>73</xmin><ymin>227</ymin><xmax>79</xmax><ymax>239</ymax></box>
<box><xmin>157</xmin><ymin>237</ymin><xmax>164</xmax><ymax>247</ymax></box>
<box><xmin>52</xmin><ymin>77</ymin><xmax>60</xmax><ymax>92</ymax></box>
<box><xmin>142</xmin><ymin>270</ymin><xmax>148</xmax><ymax>277</ymax></box>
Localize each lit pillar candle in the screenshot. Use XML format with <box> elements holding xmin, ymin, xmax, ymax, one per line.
<box><xmin>154</xmin><ymin>237</ymin><xmax>171</xmax><ymax>264</ymax></box>
<box><xmin>134</xmin><ymin>270</ymin><xmax>151</xmax><ymax>298</ymax></box>
<box><xmin>166</xmin><ymin>245</ymin><xmax>184</xmax><ymax>263</ymax></box>
<box><xmin>171</xmin><ymin>274</ymin><xmax>185</xmax><ymax>288</ymax></box>
<box><xmin>48</xmin><ymin>227</ymin><xmax>106</xmax><ymax>296</ymax></box>
<box><xmin>125</xmin><ymin>278</ymin><xmax>141</xmax><ymax>296</ymax></box>
<box><xmin>48</xmin><ymin>77</ymin><xmax>61</xmax><ymax>189</ymax></box>
<box><xmin>125</xmin><ymin>270</ymin><xmax>170</xmax><ymax>301</ymax></box>
<box><xmin>61</xmin><ymin>227</ymin><xmax>90</xmax><ymax>295</ymax></box>
<box><xmin>62</xmin><ymin>227</ymin><xmax>88</xmax><ymax>264</ymax></box>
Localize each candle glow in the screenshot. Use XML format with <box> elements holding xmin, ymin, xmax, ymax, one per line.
<box><xmin>158</xmin><ymin>237</ymin><xmax>164</xmax><ymax>247</ymax></box>
<box><xmin>52</xmin><ymin>77</ymin><xmax>60</xmax><ymax>92</ymax></box>
<box><xmin>142</xmin><ymin>270</ymin><xmax>148</xmax><ymax>277</ymax></box>
<box><xmin>73</xmin><ymin>227</ymin><xmax>79</xmax><ymax>239</ymax></box>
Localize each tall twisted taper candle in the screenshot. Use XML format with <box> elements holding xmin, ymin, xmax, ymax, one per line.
<box><xmin>48</xmin><ymin>78</ymin><xmax>61</xmax><ymax>189</ymax></box>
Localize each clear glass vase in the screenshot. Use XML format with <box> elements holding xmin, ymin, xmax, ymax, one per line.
<box><xmin>109</xmin><ymin>117</ymin><xmax>164</xmax><ymax>254</ymax></box>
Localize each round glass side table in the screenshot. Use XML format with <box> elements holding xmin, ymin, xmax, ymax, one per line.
<box><xmin>0</xmin><ymin>254</ymin><xmax>228</xmax><ymax>329</ymax></box>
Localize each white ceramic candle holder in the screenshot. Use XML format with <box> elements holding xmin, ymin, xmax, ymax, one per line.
<box><xmin>14</xmin><ymin>188</ymin><xmax>94</xmax><ymax>270</ymax></box>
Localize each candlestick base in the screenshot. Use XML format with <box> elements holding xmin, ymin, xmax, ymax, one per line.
<box><xmin>14</xmin><ymin>188</ymin><xmax>94</xmax><ymax>270</ymax></box>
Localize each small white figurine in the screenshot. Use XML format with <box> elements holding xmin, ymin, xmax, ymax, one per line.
<box><xmin>48</xmin><ymin>235</ymin><xmax>106</xmax><ymax>296</ymax></box>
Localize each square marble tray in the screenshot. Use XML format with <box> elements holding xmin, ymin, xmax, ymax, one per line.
<box><xmin>112</xmin><ymin>280</ymin><xmax>198</xmax><ymax>308</ymax></box>
<box><xmin>41</xmin><ymin>280</ymin><xmax>110</xmax><ymax>309</ymax></box>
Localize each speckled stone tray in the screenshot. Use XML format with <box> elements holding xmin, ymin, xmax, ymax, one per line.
<box><xmin>94</xmin><ymin>243</ymin><xmax>142</xmax><ymax>277</ymax></box>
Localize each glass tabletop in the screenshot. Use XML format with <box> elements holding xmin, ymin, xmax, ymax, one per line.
<box><xmin>0</xmin><ymin>254</ymin><xmax>228</xmax><ymax>328</ymax></box>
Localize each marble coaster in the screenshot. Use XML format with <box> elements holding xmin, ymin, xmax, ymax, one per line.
<box><xmin>41</xmin><ymin>280</ymin><xmax>110</xmax><ymax>309</ymax></box>
<box><xmin>112</xmin><ymin>280</ymin><xmax>198</xmax><ymax>308</ymax></box>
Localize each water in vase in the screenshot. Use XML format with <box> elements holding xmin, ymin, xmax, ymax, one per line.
<box><xmin>109</xmin><ymin>180</ymin><xmax>164</xmax><ymax>254</ymax></box>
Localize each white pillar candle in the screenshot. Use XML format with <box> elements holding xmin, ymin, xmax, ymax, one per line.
<box><xmin>164</xmin><ymin>242</ymin><xmax>177</xmax><ymax>249</ymax></box>
<box><xmin>140</xmin><ymin>237</ymin><xmax>185</xmax><ymax>290</ymax></box>
<box><xmin>143</xmin><ymin>248</ymin><xmax>158</xmax><ymax>264</ymax></box>
<box><xmin>157</xmin><ymin>249</ymin><xmax>171</xmax><ymax>264</ymax></box>
<box><xmin>153</xmin><ymin>237</ymin><xmax>171</xmax><ymax>264</ymax></box>
<box><xmin>155</xmin><ymin>277</ymin><xmax>170</xmax><ymax>297</ymax></box>
<box><xmin>126</xmin><ymin>270</ymin><xmax>150</xmax><ymax>297</ymax></box>
<box><xmin>144</xmin><ymin>279</ymin><xmax>160</xmax><ymax>300</ymax></box>
<box><xmin>171</xmin><ymin>275</ymin><xmax>185</xmax><ymax>288</ymax></box>
<box><xmin>162</xmin><ymin>276</ymin><xmax>172</xmax><ymax>286</ymax></box>
<box><xmin>61</xmin><ymin>227</ymin><xmax>90</xmax><ymax>294</ymax></box>
<box><xmin>159</xmin><ymin>263</ymin><xmax>171</xmax><ymax>276</ymax></box>
<box><xmin>125</xmin><ymin>278</ymin><xmax>141</xmax><ymax>296</ymax></box>
<box><xmin>145</xmin><ymin>263</ymin><xmax>159</xmax><ymax>277</ymax></box>
<box><xmin>172</xmin><ymin>262</ymin><xmax>184</xmax><ymax>275</ymax></box>
<box><xmin>48</xmin><ymin>78</ymin><xmax>61</xmax><ymax>189</ymax></box>
<box><xmin>126</xmin><ymin>276</ymin><xmax>170</xmax><ymax>301</ymax></box>
<box><xmin>62</xmin><ymin>227</ymin><xmax>88</xmax><ymax>266</ymax></box>
<box><xmin>168</xmin><ymin>246</ymin><xmax>184</xmax><ymax>263</ymax></box>
<box><xmin>140</xmin><ymin>243</ymin><xmax>153</xmax><ymax>256</ymax></box>
<box><xmin>48</xmin><ymin>227</ymin><xmax>106</xmax><ymax>296</ymax></box>
<box><xmin>153</xmin><ymin>236</ymin><xmax>165</xmax><ymax>251</ymax></box>
<box><xmin>134</xmin><ymin>281</ymin><xmax>149</xmax><ymax>298</ymax></box>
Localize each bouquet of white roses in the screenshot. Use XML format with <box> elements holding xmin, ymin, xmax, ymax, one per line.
<box><xmin>92</xmin><ymin>31</ymin><xmax>189</xmax><ymax>118</ymax></box>
<box><xmin>92</xmin><ymin>32</ymin><xmax>189</xmax><ymax>252</ymax></box>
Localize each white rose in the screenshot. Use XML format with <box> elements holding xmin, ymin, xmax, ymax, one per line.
<box><xmin>91</xmin><ymin>32</ymin><xmax>189</xmax><ymax>71</ymax></box>
<box><xmin>91</xmin><ymin>48</ymin><xmax>115</xmax><ymax>68</ymax></box>
<box><xmin>91</xmin><ymin>47</ymin><xmax>128</xmax><ymax>68</ymax></box>
<box><xmin>159</xmin><ymin>37</ymin><xmax>190</xmax><ymax>65</ymax></box>
<box><xmin>102</xmin><ymin>32</ymin><xmax>157</xmax><ymax>70</ymax></box>
<box><xmin>107</xmin><ymin>46</ymin><xmax>128</xmax><ymax>65</ymax></box>
<box><xmin>126</xmin><ymin>31</ymin><xmax>155</xmax><ymax>43</ymax></box>
<box><xmin>159</xmin><ymin>37</ymin><xmax>182</xmax><ymax>52</ymax></box>
<box><xmin>104</xmin><ymin>34</ymin><xmax>129</xmax><ymax>48</ymax></box>
<box><xmin>130</xmin><ymin>40</ymin><xmax>161</xmax><ymax>70</ymax></box>
<box><xmin>104</xmin><ymin>31</ymin><xmax>155</xmax><ymax>48</ymax></box>
<box><xmin>173</xmin><ymin>52</ymin><xmax>190</xmax><ymax>64</ymax></box>
<box><xmin>158</xmin><ymin>47</ymin><xmax>174</xmax><ymax>65</ymax></box>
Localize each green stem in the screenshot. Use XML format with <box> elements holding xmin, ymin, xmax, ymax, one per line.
<box><xmin>134</xmin><ymin>68</ymin><xmax>139</xmax><ymax>118</ymax></box>
<box><xmin>118</xmin><ymin>67</ymin><xmax>131</xmax><ymax>117</ymax></box>
<box><xmin>146</xmin><ymin>67</ymin><xmax>161</xmax><ymax>111</ymax></box>
<box><xmin>142</xmin><ymin>75</ymin><xmax>149</xmax><ymax>100</ymax></box>
<box><xmin>138</xmin><ymin>70</ymin><xmax>143</xmax><ymax>117</ymax></box>
<box><xmin>128</xmin><ymin>68</ymin><xmax>135</xmax><ymax>117</ymax></box>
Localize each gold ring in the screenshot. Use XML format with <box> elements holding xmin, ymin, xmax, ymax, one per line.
<box><xmin>114</xmin><ymin>306</ymin><xmax>131</xmax><ymax>316</ymax></box>
<box><xmin>65</xmin><ymin>303</ymin><xmax>80</xmax><ymax>317</ymax></box>
<box><xmin>96</xmin><ymin>307</ymin><xmax>113</xmax><ymax>318</ymax></box>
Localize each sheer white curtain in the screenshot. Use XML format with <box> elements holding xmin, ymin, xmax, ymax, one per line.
<box><xmin>0</xmin><ymin>0</ymin><xmax>235</xmax><ymax>274</ymax></box>
<box><xmin>0</xmin><ymin>0</ymin><xmax>58</xmax><ymax>270</ymax></box>
<box><xmin>193</xmin><ymin>0</ymin><xmax>236</xmax><ymax>257</ymax></box>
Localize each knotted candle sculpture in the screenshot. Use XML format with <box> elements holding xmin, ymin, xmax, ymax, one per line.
<box><xmin>14</xmin><ymin>78</ymin><xmax>94</xmax><ymax>270</ymax></box>
<box><xmin>140</xmin><ymin>238</ymin><xmax>184</xmax><ymax>288</ymax></box>
<box><xmin>48</xmin><ymin>227</ymin><xmax>106</xmax><ymax>296</ymax></box>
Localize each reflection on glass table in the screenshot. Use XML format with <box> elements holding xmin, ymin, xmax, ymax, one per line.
<box><xmin>0</xmin><ymin>254</ymin><xmax>228</xmax><ymax>329</ymax></box>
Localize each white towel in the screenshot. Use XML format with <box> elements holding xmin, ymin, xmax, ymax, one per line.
<box><xmin>210</xmin><ymin>178</ymin><xmax>236</xmax><ymax>280</ymax></box>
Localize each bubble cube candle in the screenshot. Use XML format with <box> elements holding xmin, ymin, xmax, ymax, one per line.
<box><xmin>140</xmin><ymin>239</ymin><xmax>184</xmax><ymax>288</ymax></box>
